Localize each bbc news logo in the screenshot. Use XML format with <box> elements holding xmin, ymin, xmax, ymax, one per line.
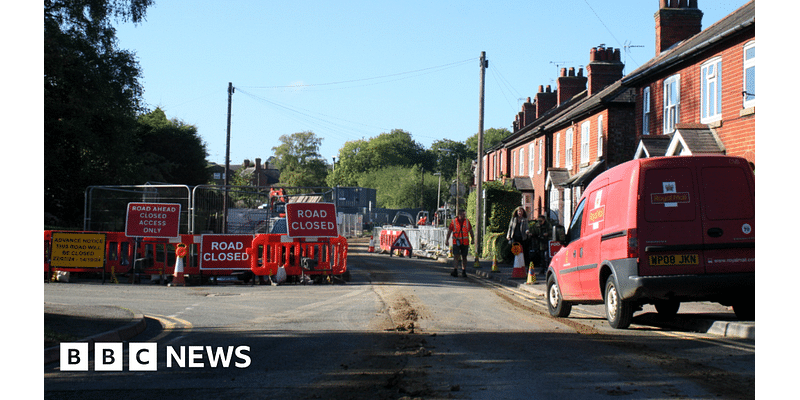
<box><xmin>60</xmin><ymin>342</ymin><xmax>251</xmax><ymax>371</ymax></box>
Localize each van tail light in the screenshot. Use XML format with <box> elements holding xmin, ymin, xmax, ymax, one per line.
<box><xmin>627</xmin><ymin>229</ymin><xmax>639</xmax><ymax>259</ymax></box>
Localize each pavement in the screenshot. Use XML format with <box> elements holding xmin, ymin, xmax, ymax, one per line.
<box><xmin>44</xmin><ymin>303</ymin><xmax>147</xmax><ymax>365</ymax></box>
<box><xmin>438</xmin><ymin>255</ymin><xmax>755</xmax><ymax>341</ymax></box>
<box><xmin>43</xmin><ymin>238</ymin><xmax>754</xmax><ymax>365</ymax></box>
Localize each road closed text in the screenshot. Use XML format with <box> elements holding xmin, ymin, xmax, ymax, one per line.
<box><xmin>200</xmin><ymin>235</ymin><xmax>253</xmax><ymax>270</ymax></box>
<box><xmin>286</xmin><ymin>203</ymin><xmax>338</xmax><ymax>237</ymax></box>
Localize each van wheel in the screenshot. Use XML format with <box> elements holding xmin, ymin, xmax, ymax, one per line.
<box><xmin>654</xmin><ymin>300</ymin><xmax>680</xmax><ymax>318</ymax></box>
<box><xmin>605</xmin><ymin>276</ymin><xmax>633</xmax><ymax>329</ymax></box>
<box><xmin>546</xmin><ymin>275</ymin><xmax>572</xmax><ymax>318</ymax></box>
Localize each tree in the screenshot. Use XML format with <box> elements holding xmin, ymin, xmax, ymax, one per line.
<box><xmin>136</xmin><ymin>108</ymin><xmax>210</xmax><ymax>185</ymax></box>
<box><xmin>44</xmin><ymin>0</ymin><xmax>153</xmax><ymax>226</ymax></box>
<box><xmin>327</xmin><ymin>129</ymin><xmax>432</xmax><ymax>187</ymax></box>
<box><xmin>272</xmin><ymin>131</ymin><xmax>329</xmax><ymax>187</ymax></box>
<box><xmin>466</xmin><ymin>127</ymin><xmax>511</xmax><ymax>154</ymax></box>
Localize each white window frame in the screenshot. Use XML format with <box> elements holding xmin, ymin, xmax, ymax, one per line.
<box><xmin>597</xmin><ymin>115</ymin><xmax>604</xmax><ymax>158</ymax></box>
<box><xmin>566</xmin><ymin>127</ymin><xmax>574</xmax><ymax>170</ymax></box>
<box><xmin>663</xmin><ymin>74</ymin><xmax>681</xmax><ymax>134</ymax></box>
<box><xmin>580</xmin><ymin>121</ymin><xmax>590</xmax><ymax>164</ymax></box>
<box><xmin>642</xmin><ymin>86</ymin><xmax>651</xmax><ymax>135</ymax></box>
<box><xmin>519</xmin><ymin>147</ymin><xmax>525</xmax><ymax>176</ymax></box>
<box><xmin>529</xmin><ymin>143</ymin><xmax>535</xmax><ymax>176</ymax></box>
<box><xmin>700</xmin><ymin>57</ymin><xmax>722</xmax><ymax>123</ymax></box>
<box><xmin>555</xmin><ymin>133</ymin><xmax>561</xmax><ymax>168</ymax></box>
<box><xmin>538</xmin><ymin>139</ymin><xmax>543</xmax><ymax>174</ymax></box>
<box><xmin>743</xmin><ymin>41</ymin><xmax>755</xmax><ymax>108</ymax></box>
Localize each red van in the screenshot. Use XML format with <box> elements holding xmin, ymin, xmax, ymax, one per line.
<box><xmin>546</xmin><ymin>156</ymin><xmax>755</xmax><ymax>328</ymax></box>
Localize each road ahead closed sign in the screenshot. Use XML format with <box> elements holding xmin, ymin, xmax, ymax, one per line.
<box><xmin>125</xmin><ymin>202</ymin><xmax>182</xmax><ymax>238</ymax></box>
<box><xmin>286</xmin><ymin>202</ymin><xmax>338</xmax><ymax>238</ymax></box>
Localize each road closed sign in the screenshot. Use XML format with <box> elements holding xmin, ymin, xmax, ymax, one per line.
<box><xmin>125</xmin><ymin>202</ymin><xmax>182</xmax><ymax>238</ymax></box>
<box><xmin>286</xmin><ymin>202</ymin><xmax>338</xmax><ymax>238</ymax></box>
<box><xmin>200</xmin><ymin>234</ymin><xmax>253</xmax><ymax>270</ymax></box>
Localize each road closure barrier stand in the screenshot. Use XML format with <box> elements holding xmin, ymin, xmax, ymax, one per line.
<box><xmin>247</xmin><ymin>234</ymin><xmax>348</xmax><ymax>278</ymax></box>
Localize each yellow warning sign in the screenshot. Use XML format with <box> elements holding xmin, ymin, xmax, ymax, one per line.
<box><xmin>50</xmin><ymin>232</ymin><xmax>106</xmax><ymax>268</ymax></box>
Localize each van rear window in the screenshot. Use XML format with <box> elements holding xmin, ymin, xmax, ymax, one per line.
<box><xmin>644</xmin><ymin>167</ymin><xmax>696</xmax><ymax>222</ymax></box>
<box><xmin>700</xmin><ymin>166</ymin><xmax>754</xmax><ymax>220</ymax></box>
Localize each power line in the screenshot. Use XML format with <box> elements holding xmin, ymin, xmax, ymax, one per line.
<box><xmin>240</xmin><ymin>58</ymin><xmax>476</xmax><ymax>90</ymax></box>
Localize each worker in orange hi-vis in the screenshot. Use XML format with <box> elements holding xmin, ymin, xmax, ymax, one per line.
<box><xmin>444</xmin><ymin>209</ymin><xmax>474</xmax><ymax>277</ymax></box>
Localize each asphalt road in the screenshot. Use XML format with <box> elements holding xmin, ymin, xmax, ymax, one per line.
<box><xmin>44</xmin><ymin>239</ymin><xmax>755</xmax><ymax>399</ymax></box>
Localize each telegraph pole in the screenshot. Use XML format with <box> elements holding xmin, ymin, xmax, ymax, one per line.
<box><xmin>475</xmin><ymin>52</ymin><xmax>487</xmax><ymax>264</ymax></box>
<box><xmin>223</xmin><ymin>82</ymin><xmax>234</xmax><ymax>233</ymax></box>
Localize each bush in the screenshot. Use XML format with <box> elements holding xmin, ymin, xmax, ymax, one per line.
<box><xmin>482</xmin><ymin>232</ymin><xmax>513</xmax><ymax>264</ymax></box>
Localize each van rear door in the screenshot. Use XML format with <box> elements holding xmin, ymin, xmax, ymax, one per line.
<box><xmin>639</xmin><ymin>162</ymin><xmax>705</xmax><ymax>276</ymax></box>
<box><xmin>698</xmin><ymin>160</ymin><xmax>755</xmax><ymax>274</ymax></box>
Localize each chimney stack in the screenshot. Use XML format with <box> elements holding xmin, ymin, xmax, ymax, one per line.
<box><xmin>557</xmin><ymin>67</ymin><xmax>587</xmax><ymax>105</ymax></box>
<box><xmin>655</xmin><ymin>0</ymin><xmax>703</xmax><ymax>54</ymax></box>
<box><xmin>587</xmin><ymin>46</ymin><xmax>624</xmax><ymax>96</ymax></box>
<box><xmin>534</xmin><ymin>85</ymin><xmax>557</xmax><ymax>119</ymax></box>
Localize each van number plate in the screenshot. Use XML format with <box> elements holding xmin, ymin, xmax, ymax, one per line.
<box><xmin>649</xmin><ymin>254</ymin><xmax>699</xmax><ymax>266</ymax></box>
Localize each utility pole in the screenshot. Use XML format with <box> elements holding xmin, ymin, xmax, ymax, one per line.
<box><xmin>475</xmin><ymin>51</ymin><xmax>487</xmax><ymax>264</ymax></box>
<box><xmin>223</xmin><ymin>82</ymin><xmax>234</xmax><ymax>233</ymax></box>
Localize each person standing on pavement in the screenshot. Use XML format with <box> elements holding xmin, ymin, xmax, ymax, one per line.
<box><xmin>445</xmin><ymin>209</ymin><xmax>474</xmax><ymax>277</ymax></box>
<box><xmin>506</xmin><ymin>206</ymin><xmax>531</xmax><ymax>268</ymax></box>
<box><xmin>532</xmin><ymin>215</ymin><xmax>552</xmax><ymax>273</ymax></box>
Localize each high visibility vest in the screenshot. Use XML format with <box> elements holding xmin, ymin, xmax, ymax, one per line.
<box><xmin>449</xmin><ymin>218</ymin><xmax>472</xmax><ymax>245</ymax></box>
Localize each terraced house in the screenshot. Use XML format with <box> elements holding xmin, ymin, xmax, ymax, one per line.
<box><xmin>482</xmin><ymin>0</ymin><xmax>755</xmax><ymax>227</ymax></box>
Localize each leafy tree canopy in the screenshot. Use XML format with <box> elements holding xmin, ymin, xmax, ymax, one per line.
<box><xmin>272</xmin><ymin>131</ymin><xmax>329</xmax><ymax>187</ymax></box>
<box><xmin>44</xmin><ymin>0</ymin><xmax>154</xmax><ymax>226</ymax></box>
<box><xmin>136</xmin><ymin>108</ymin><xmax>210</xmax><ymax>185</ymax></box>
<box><xmin>466</xmin><ymin>127</ymin><xmax>511</xmax><ymax>154</ymax></box>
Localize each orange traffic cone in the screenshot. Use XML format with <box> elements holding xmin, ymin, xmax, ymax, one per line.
<box><xmin>368</xmin><ymin>236</ymin><xmax>375</xmax><ymax>253</ymax></box>
<box><xmin>491</xmin><ymin>255</ymin><xmax>500</xmax><ymax>272</ymax></box>
<box><xmin>526</xmin><ymin>262</ymin><xmax>537</xmax><ymax>284</ymax></box>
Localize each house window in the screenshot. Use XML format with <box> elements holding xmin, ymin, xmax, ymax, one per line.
<box><xmin>538</xmin><ymin>139</ymin><xmax>543</xmax><ymax>174</ymax></box>
<box><xmin>529</xmin><ymin>143</ymin><xmax>535</xmax><ymax>176</ymax></box>
<box><xmin>555</xmin><ymin>133</ymin><xmax>561</xmax><ymax>168</ymax></box>
<box><xmin>597</xmin><ymin>115</ymin><xmax>604</xmax><ymax>158</ymax></box>
<box><xmin>663</xmin><ymin>74</ymin><xmax>681</xmax><ymax>133</ymax></box>
<box><xmin>642</xmin><ymin>86</ymin><xmax>651</xmax><ymax>135</ymax></box>
<box><xmin>566</xmin><ymin>127</ymin><xmax>574</xmax><ymax>170</ymax></box>
<box><xmin>519</xmin><ymin>147</ymin><xmax>525</xmax><ymax>176</ymax></box>
<box><xmin>743</xmin><ymin>41</ymin><xmax>755</xmax><ymax>107</ymax></box>
<box><xmin>701</xmin><ymin>58</ymin><xmax>722</xmax><ymax>123</ymax></box>
<box><xmin>581</xmin><ymin>121</ymin><xmax>590</xmax><ymax>164</ymax></box>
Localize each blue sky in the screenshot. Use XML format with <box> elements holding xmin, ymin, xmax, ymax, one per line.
<box><xmin>114</xmin><ymin>0</ymin><xmax>750</xmax><ymax>166</ymax></box>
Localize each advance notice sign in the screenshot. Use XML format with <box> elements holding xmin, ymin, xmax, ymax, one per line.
<box><xmin>50</xmin><ymin>232</ymin><xmax>106</xmax><ymax>268</ymax></box>
<box><xmin>200</xmin><ymin>234</ymin><xmax>253</xmax><ymax>270</ymax></box>
<box><xmin>125</xmin><ymin>202</ymin><xmax>182</xmax><ymax>238</ymax></box>
<box><xmin>285</xmin><ymin>202</ymin><xmax>338</xmax><ymax>238</ymax></box>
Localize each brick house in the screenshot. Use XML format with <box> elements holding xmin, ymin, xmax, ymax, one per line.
<box><xmin>486</xmin><ymin>48</ymin><xmax>636</xmax><ymax>226</ymax></box>
<box><xmin>629</xmin><ymin>0</ymin><xmax>755</xmax><ymax>169</ymax></box>
<box><xmin>482</xmin><ymin>0</ymin><xmax>755</xmax><ymax>227</ymax></box>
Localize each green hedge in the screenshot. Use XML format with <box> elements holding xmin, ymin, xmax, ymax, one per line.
<box><xmin>466</xmin><ymin>180</ymin><xmax>520</xmax><ymax>263</ymax></box>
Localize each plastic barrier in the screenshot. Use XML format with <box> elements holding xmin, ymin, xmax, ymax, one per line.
<box><xmin>247</xmin><ymin>234</ymin><xmax>348</xmax><ymax>279</ymax></box>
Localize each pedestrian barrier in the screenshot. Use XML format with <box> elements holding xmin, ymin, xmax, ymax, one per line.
<box><xmin>247</xmin><ymin>234</ymin><xmax>348</xmax><ymax>279</ymax></box>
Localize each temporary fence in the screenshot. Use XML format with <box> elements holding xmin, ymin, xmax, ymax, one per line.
<box><xmin>84</xmin><ymin>184</ymin><xmax>369</xmax><ymax>237</ymax></box>
<box><xmin>372</xmin><ymin>224</ymin><xmax>450</xmax><ymax>259</ymax></box>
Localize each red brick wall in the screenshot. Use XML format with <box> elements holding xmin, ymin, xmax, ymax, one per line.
<box><xmin>633</xmin><ymin>29</ymin><xmax>755</xmax><ymax>166</ymax></box>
